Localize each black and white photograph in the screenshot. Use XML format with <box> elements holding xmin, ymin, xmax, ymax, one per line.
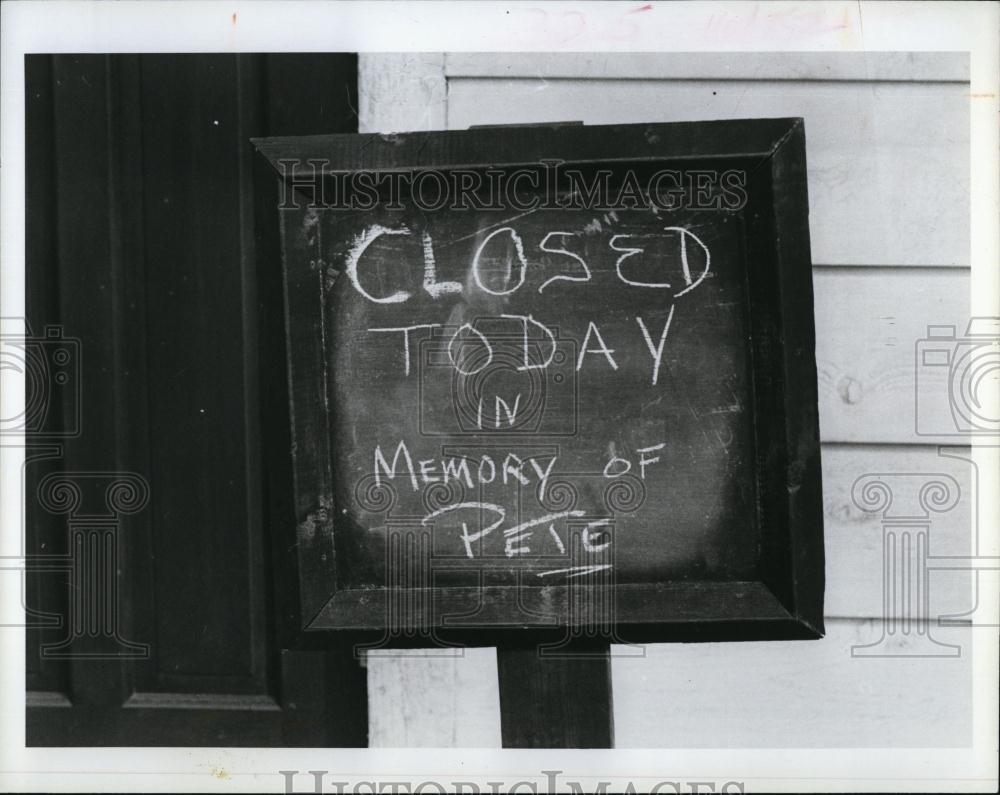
<box><xmin>0</xmin><ymin>1</ymin><xmax>997</xmax><ymax>792</ymax></box>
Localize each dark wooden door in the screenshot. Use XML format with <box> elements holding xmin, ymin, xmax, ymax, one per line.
<box><xmin>24</xmin><ymin>53</ymin><xmax>367</xmax><ymax>746</ymax></box>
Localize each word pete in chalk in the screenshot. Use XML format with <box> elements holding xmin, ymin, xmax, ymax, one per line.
<box><xmin>276</xmin><ymin>158</ymin><xmax>748</xmax><ymax>212</ymax></box>
<box><xmin>346</xmin><ymin>223</ymin><xmax>711</xmax><ymax>305</ymax></box>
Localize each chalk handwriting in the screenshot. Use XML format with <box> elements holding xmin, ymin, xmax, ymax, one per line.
<box><xmin>346</xmin><ymin>225</ymin><xmax>412</xmax><ymax>304</ymax></box>
<box><xmin>373</xmin><ymin>441</ymin><xmax>559</xmax><ymax>501</ymax></box>
<box><xmin>472</xmin><ymin>226</ymin><xmax>528</xmax><ymax>295</ymax></box>
<box><xmin>346</xmin><ymin>224</ymin><xmax>711</xmax><ymax>303</ymax></box>
<box><xmin>538</xmin><ymin>231</ymin><xmax>592</xmax><ymax>293</ymax></box>
<box><xmin>367</xmin><ymin>323</ymin><xmax>440</xmax><ymax>376</ymax></box>
<box><xmin>537</xmin><ymin>564</ymin><xmax>613</xmax><ymax>578</ymax></box>
<box><xmin>374</xmin><ymin>441</ymin><xmax>665</xmax><ymax>573</ymax></box>
<box><xmin>636</xmin><ymin>306</ymin><xmax>676</xmax><ymax>386</ymax></box>
<box><xmin>577</xmin><ymin>321</ymin><xmax>619</xmax><ymax>371</ymax></box>
<box><xmin>348</xmin><ymin>215</ymin><xmax>713</xmax><ymax>582</ymax></box>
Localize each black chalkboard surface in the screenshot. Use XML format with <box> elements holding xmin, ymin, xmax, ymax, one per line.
<box><xmin>254</xmin><ymin>119</ymin><xmax>824</xmax><ymax>646</ymax></box>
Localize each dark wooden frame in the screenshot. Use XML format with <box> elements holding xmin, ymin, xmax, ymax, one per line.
<box><xmin>254</xmin><ymin>118</ymin><xmax>824</xmax><ymax>647</ymax></box>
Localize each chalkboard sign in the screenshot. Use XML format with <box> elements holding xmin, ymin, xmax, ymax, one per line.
<box><xmin>254</xmin><ymin>119</ymin><xmax>824</xmax><ymax>645</ymax></box>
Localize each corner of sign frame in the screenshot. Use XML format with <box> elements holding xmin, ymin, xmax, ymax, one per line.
<box><xmin>768</xmin><ymin>117</ymin><xmax>806</xmax><ymax>157</ymax></box>
<box><xmin>796</xmin><ymin>612</ymin><xmax>825</xmax><ymax>640</ymax></box>
<box><xmin>250</xmin><ymin>136</ymin><xmax>292</xmax><ymax>177</ymax></box>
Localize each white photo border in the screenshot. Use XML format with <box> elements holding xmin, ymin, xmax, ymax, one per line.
<box><xmin>1</xmin><ymin>1</ymin><xmax>997</xmax><ymax>792</ymax></box>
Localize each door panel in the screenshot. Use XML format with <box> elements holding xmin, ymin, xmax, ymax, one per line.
<box><xmin>25</xmin><ymin>53</ymin><xmax>367</xmax><ymax>746</ymax></box>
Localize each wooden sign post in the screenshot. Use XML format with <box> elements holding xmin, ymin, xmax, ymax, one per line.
<box><xmin>254</xmin><ymin>119</ymin><xmax>824</xmax><ymax>747</ymax></box>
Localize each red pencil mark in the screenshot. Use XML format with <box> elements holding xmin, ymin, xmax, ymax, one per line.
<box><xmin>631</xmin><ymin>3</ymin><xmax>653</xmax><ymax>12</ymax></box>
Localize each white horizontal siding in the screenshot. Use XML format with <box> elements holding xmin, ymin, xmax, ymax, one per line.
<box><xmin>815</xmin><ymin>268</ymin><xmax>970</xmax><ymax>443</ymax></box>
<box><xmin>445</xmin><ymin>77</ymin><xmax>969</xmax><ymax>268</ymax></box>
<box><xmin>359</xmin><ymin>52</ymin><xmax>974</xmax><ymax>750</ymax></box>
<box><xmin>610</xmin><ymin>617</ymin><xmax>974</xmax><ymax>748</ymax></box>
